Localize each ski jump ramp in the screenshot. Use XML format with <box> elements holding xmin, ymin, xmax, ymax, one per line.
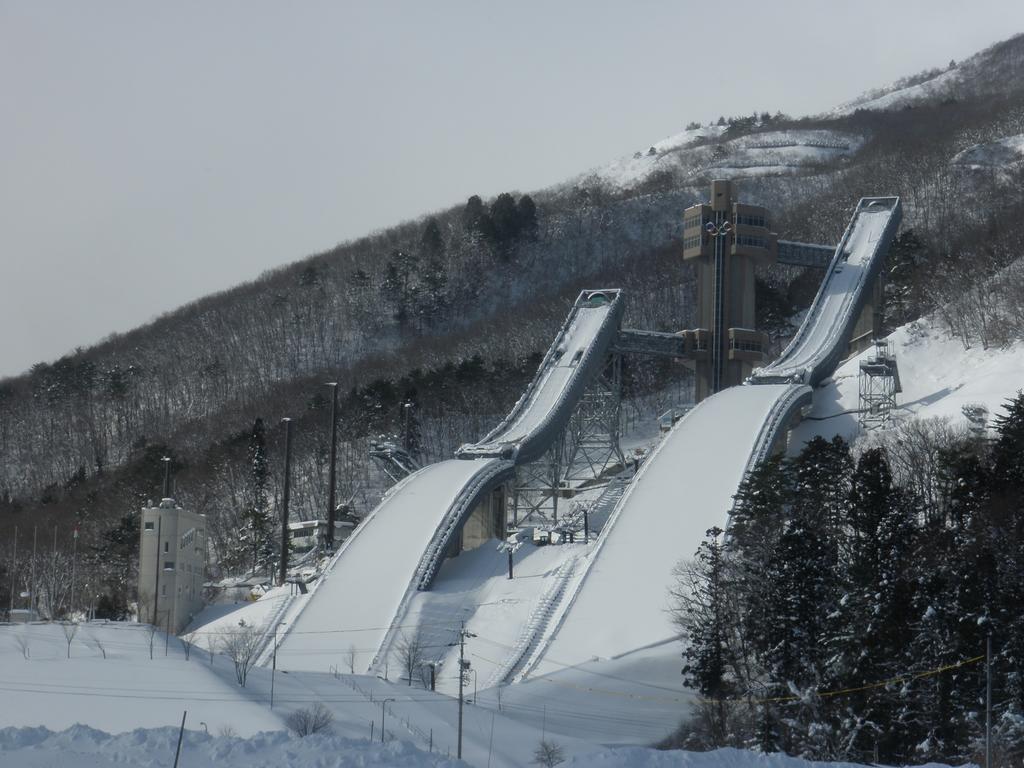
<box><xmin>275</xmin><ymin>198</ymin><xmax>900</xmax><ymax>677</ymax></box>
<box><xmin>275</xmin><ymin>290</ymin><xmax>624</xmax><ymax>672</ymax></box>
<box><xmin>529</xmin><ymin>197</ymin><xmax>901</xmax><ymax>674</ymax></box>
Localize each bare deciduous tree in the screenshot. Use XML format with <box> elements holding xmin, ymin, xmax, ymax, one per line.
<box><xmin>89</xmin><ymin>631</ymin><xmax>107</xmax><ymax>660</ymax></box>
<box><xmin>346</xmin><ymin>643</ymin><xmax>357</xmax><ymax>674</ymax></box>
<box><xmin>395</xmin><ymin>630</ymin><xmax>425</xmax><ymax>687</ymax></box>
<box><xmin>61</xmin><ymin>621</ymin><xmax>79</xmax><ymax>658</ymax></box>
<box><xmin>532</xmin><ymin>739</ymin><xmax>565</xmax><ymax>767</ymax></box>
<box><xmin>148</xmin><ymin>619</ymin><xmax>160</xmax><ymax>661</ymax></box>
<box><xmin>220</xmin><ymin>621</ymin><xmax>264</xmax><ymax>687</ymax></box>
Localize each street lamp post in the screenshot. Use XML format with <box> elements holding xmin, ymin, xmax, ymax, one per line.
<box><xmin>325</xmin><ymin>383</ymin><xmax>339</xmax><ymax>552</ymax></box>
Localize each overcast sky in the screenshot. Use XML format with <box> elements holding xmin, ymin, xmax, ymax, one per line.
<box><xmin>2</xmin><ymin>2</ymin><xmax>1024</xmax><ymax>379</ymax></box>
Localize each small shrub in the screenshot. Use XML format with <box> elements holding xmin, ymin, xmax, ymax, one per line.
<box><xmin>286</xmin><ymin>702</ymin><xmax>334</xmax><ymax>737</ymax></box>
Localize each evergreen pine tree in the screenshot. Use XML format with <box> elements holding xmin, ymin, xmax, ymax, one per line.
<box><xmin>673</xmin><ymin>527</ymin><xmax>734</xmax><ymax>747</ymax></box>
<box><xmin>242</xmin><ymin>417</ymin><xmax>272</xmax><ymax>576</ymax></box>
<box><xmin>517</xmin><ymin>195</ymin><xmax>539</xmax><ymax>240</ymax></box>
<box><xmin>420</xmin><ymin>217</ymin><xmax>445</xmax><ymax>259</ymax></box>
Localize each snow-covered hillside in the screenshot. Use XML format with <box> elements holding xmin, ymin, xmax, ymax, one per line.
<box><xmin>831</xmin><ymin>65</ymin><xmax>963</xmax><ymax>115</ymax></box>
<box><xmin>791</xmin><ymin>313</ymin><xmax>1024</xmax><ymax>447</ymax></box>
<box><xmin>578</xmin><ymin>128</ymin><xmax>862</xmax><ymax>191</ymax></box>
<box><xmin>952</xmin><ymin>133</ymin><xmax>1024</xmax><ymax>170</ymax></box>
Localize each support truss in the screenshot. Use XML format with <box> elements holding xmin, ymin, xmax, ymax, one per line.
<box><xmin>562</xmin><ymin>354</ymin><xmax>625</xmax><ymax>484</ymax></box>
<box><xmin>508</xmin><ymin>355</ymin><xmax>624</xmax><ymax>529</ymax></box>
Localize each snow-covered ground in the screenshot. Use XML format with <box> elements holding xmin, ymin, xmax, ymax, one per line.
<box><xmin>0</xmin><ymin>724</ymin><xmax>967</xmax><ymax>768</ymax></box>
<box><xmin>0</xmin><ymin>726</ymin><xmax>466</xmax><ymax>767</ymax></box>
<box><xmin>0</xmin><ymin>621</ymin><xmax>595</xmax><ymax>767</ymax></box>
<box><xmin>791</xmin><ymin>314</ymin><xmax>1024</xmax><ymax>447</ymax></box>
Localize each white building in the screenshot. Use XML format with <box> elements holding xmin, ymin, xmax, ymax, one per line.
<box><xmin>138</xmin><ymin>499</ymin><xmax>207</xmax><ymax>634</ymax></box>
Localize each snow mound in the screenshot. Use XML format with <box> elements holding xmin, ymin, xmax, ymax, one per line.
<box><xmin>0</xmin><ymin>725</ymin><xmax>466</xmax><ymax>767</ymax></box>
<box><xmin>565</xmin><ymin>746</ymin><xmax>959</xmax><ymax>768</ymax></box>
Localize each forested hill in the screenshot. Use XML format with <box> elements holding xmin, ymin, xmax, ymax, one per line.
<box><xmin>2</xmin><ymin>34</ymin><xmax>1024</xmax><ymax>611</ymax></box>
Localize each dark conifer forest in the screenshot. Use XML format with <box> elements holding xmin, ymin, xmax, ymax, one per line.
<box><xmin>671</xmin><ymin>394</ymin><xmax>1024</xmax><ymax>764</ymax></box>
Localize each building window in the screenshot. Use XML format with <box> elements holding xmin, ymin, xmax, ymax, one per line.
<box><xmin>736</xmin><ymin>213</ymin><xmax>767</xmax><ymax>228</ymax></box>
<box><xmin>144</xmin><ymin>522</ymin><xmax>155</xmax><ymax>531</ymax></box>
<box><xmin>164</xmin><ymin>561</ymin><xmax>175</xmax><ymax>571</ymax></box>
<box><xmin>730</xmin><ymin>338</ymin><xmax>763</xmax><ymax>352</ymax></box>
<box><xmin>736</xmin><ymin>235</ymin><xmax>767</xmax><ymax>249</ymax></box>
<box><xmin>161</xmin><ymin>584</ymin><xmax>166</xmax><ymax>596</ymax></box>
<box><xmin>164</xmin><ymin>541</ymin><xmax>169</xmax><ymax>553</ymax></box>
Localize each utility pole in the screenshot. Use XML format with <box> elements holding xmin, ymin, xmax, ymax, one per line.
<box><xmin>449</xmin><ymin>624</ymin><xmax>476</xmax><ymax>760</ymax></box>
<box><xmin>381</xmin><ymin>698</ymin><xmax>394</xmax><ymax>743</ymax></box>
<box><xmin>325</xmin><ymin>383</ymin><xmax>339</xmax><ymax>552</ymax></box>
<box><xmin>9</xmin><ymin>525</ymin><xmax>16</xmax><ymax>615</ymax></box>
<box><xmin>70</xmin><ymin>525</ymin><xmax>78</xmax><ymax>614</ymax></box>
<box><xmin>986</xmin><ymin>632</ymin><xmax>992</xmax><ymax>768</ymax></box>
<box><xmin>152</xmin><ymin>516</ymin><xmax>162</xmax><ymax>625</ymax></box>
<box><xmin>30</xmin><ymin>526</ymin><xmax>37</xmax><ymax>616</ymax></box>
<box><xmin>279</xmin><ymin>418</ymin><xmax>293</xmax><ymax>587</ymax></box>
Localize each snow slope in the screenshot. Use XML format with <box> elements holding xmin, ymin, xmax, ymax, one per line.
<box><xmin>831</xmin><ymin>65</ymin><xmax>963</xmax><ymax>115</ymax></box>
<box><xmin>791</xmin><ymin>315</ymin><xmax>1024</xmax><ymax>447</ymax></box>
<box><xmin>275</xmin><ymin>459</ymin><xmax>505</xmax><ymax>674</ymax></box>
<box><xmin>534</xmin><ymin>384</ymin><xmax>796</xmax><ymax>673</ymax></box>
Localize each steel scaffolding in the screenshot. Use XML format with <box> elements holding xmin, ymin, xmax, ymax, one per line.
<box><xmin>509</xmin><ymin>354</ymin><xmax>624</xmax><ymax>528</ymax></box>
<box><xmin>858</xmin><ymin>340</ymin><xmax>902</xmax><ymax>431</ymax></box>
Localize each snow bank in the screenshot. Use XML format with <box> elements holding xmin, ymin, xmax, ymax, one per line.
<box><xmin>0</xmin><ymin>724</ymin><xmax>465</xmax><ymax>767</ymax></box>
<box><xmin>565</xmin><ymin>746</ymin><xmax>961</xmax><ymax>768</ymax></box>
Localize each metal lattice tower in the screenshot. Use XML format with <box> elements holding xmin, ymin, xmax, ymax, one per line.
<box><xmin>509</xmin><ymin>432</ymin><xmax>565</xmax><ymax>527</ymax></box>
<box><xmin>858</xmin><ymin>339</ymin><xmax>902</xmax><ymax>431</ymax></box>
<box><xmin>562</xmin><ymin>354</ymin><xmax>625</xmax><ymax>484</ymax></box>
<box><xmin>508</xmin><ymin>354</ymin><xmax>624</xmax><ymax>528</ymax></box>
